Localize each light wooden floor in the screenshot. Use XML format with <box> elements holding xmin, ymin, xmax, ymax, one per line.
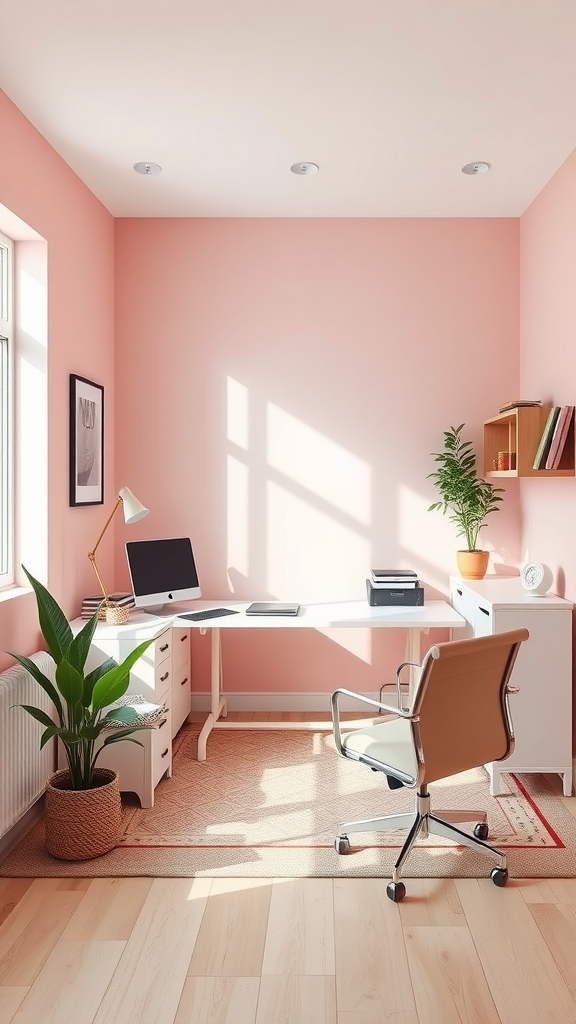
<box><xmin>3</xmin><ymin>716</ymin><xmax>576</xmax><ymax>1023</ymax></box>
<box><xmin>4</xmin><ymin>873</ymin><xmax>576</xmax><ymax>1023</ymax></box>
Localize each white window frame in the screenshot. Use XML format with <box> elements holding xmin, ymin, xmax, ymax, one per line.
<box><xmin>0</xmin><ymin>230</ymin><xmax>14</xmax><ymax>589</ymax></box>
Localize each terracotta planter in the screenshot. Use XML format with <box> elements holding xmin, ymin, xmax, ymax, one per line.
<box><xmin>44</xmin><ymin>767</ymin><xmax>122</xmax><ymax>861</ymax></box>
<box><xmin>456</xmin><ymin>550</ymin><xmax>490</xmax><ymax>580</ymax></box>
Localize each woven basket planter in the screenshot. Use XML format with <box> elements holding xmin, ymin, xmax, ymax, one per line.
<box><xmin>45</xmin><ymin>768</ymin><xmax>122</xmax><ymax>861</ymax></box>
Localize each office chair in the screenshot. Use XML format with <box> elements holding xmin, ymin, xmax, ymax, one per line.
<box><xmin>331</xmin><ymin>628</ymin><xmax>528</xmax><ymax>901</ymax></box>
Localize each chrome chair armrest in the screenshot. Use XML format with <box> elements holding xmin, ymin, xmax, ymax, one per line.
<box><xmin>331</xmin><ymin>687</ymin><xmax>416</xmax><ymax>757</ymax></box>
<box><xmin>396</xmin><ymin>661</ymin><xmax>422</xmax><ymax>712</ymax></box>
<box><xmin>378</xmin><ymin>660</ymin><xmax>422</xmax><ymax>714</ymax></box>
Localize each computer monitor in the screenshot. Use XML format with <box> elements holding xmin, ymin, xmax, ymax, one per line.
<box><xmin>125</xmin><ymin>537</ymin><xmax>201</xmax><ymax>613</ymax></box>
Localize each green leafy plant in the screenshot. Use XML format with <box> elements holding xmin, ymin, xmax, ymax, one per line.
<box><xmin>10</xmin><ymin>566</ymin><xmax>154</xmax><ymax>790</ymax></box>
<box><xmin>428</xmin><ymin>424</ymin><xmax>504</xmax><ymax>551</ymax></box>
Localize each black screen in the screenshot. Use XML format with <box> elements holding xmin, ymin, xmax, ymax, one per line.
<box><xmin>125</xmin><ymin>537</ymin><xmax>200</xmax><ymax>597</ymax></box>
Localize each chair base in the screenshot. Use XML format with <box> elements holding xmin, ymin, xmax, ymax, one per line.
<box><xmin>335</xmin><ymin>787</ymin><xmax>508</xmax><ymax>900</ymax></box>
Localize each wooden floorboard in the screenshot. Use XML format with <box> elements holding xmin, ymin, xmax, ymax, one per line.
<box><xmin>2</xmin><ymin>713</ymin><xmax>576</xmax><ymax>1022</ymax></box>
<box><xmin>3</xmin><ymin>874</ymin><xmax>576</xmax><ymax>1022</ymax></box>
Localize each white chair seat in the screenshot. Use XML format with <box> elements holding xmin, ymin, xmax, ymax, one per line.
<box><xmin>341</xmin><ymin>716</ymin><xmax>418</xmax><ymax>782</ymax></box>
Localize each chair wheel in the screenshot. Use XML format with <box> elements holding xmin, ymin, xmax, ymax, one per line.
<box><xmin>474</xmin><ymin>822</ymin><xmax>489</xmax><ymax>840</ymax></box>
<box><xmin>386</xmin><ymin>881</ymin><xmax>406</xmax><ymax>902</ymax></box>
<box><xmin>335</xmin><ymin>835</ymin><xmax>350</xmax><ymax>855</ymax></box>
<box><xmin>386</xmin><ymin>775</ymin><xmax>405</xmax><ymax>790</ymax></box>
<box><xmin>490</xmin><ymin>866</ymin><xmax>508</xmax><ymax>888</ymax></box>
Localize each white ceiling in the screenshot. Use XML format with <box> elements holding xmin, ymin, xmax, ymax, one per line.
<box><xmin>2</xmin><ymin>0</ymin><xmax>576</xmax><ymax>218</ymax></box>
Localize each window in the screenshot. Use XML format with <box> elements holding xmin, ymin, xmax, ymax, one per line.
<box><xmin>0</xmin><ymin>230</ymin><xmax>13</xmax><ymax>588</ymax></box>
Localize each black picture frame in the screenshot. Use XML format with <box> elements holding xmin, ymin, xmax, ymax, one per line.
<box><xmin>69</xmin><ymin>374</ymin><xmax>104</xmax><ymax>507</ymax></box>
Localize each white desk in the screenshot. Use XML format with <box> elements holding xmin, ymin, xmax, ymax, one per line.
<box><xmin>169</xmin><ymin>599</ymin><xmax>465</xmax><ymax>760</ymax></box>
<box><xmin>74</xmin><ymin>600</ymin><xmax>464</xmax><ymax>767</ymax></box>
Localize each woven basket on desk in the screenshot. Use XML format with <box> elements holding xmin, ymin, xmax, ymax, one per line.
<box><xmin>44</xmin><ymin>768</ymin><xmax>122</xmax><ymax>860</ymax></box>
<box><xmin>103</xmin><ymin>604</ymin><xmax>130</xmax><ymax>625</ymax></box>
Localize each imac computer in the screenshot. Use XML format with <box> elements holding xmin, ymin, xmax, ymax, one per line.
<box><xmin>125</xmin><ymin>537</ymin><xmax>201</xmax><ymax>614</ymax></box>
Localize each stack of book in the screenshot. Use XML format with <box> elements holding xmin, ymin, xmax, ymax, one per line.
<box><xmin>498</xmin><ymin>399</ymin><xmax>541</xmax><ymax>414</ymax></box>
<box><xmin>532</xmin><ymin>405</ymin><xmax>575</xmax><ymax>470</ymax></box>
<box><xmin>366</xmin><ymin>570</ymin><xmax>424</xmax><ymax>607</ymax></box>
<box><xmin>81</xmin><ymin>593</ymin><xmax>135</xmax><ymax>619</ymax></box>
<box><xmin>370</xmin><ymin>569</ymin><xmax>420</xmax><ymax>588</ymax></box>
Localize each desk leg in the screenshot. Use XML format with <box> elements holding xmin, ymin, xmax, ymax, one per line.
<box><xmin>197</xmin><ymin>628</ymin><xmax>227</xmax><ymax>761</ymax></box>
<box><xmin>406</xmin><ymin>627</ymin><xmax>426</xmax><ymax>700</ymax></box>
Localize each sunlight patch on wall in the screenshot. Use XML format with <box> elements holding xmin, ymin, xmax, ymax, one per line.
<box><xmin>227</xmin><ymin>455</ymin><xmax>249</xmax><ymax>581</ymax></box>
<box><xmin>266</xmin><ymin>482</ymin><xmax>369</xmax><ymax>600</ymax></box>
<box><xmin>399</xmin><ymin>483</ymin><xmax>454</xmax><ymax>586</ymax></box>
<box><xmin>267</xmin><ymin>482</ymin><xmax>372</xmax><ymax>663</ymax></box>
<box><xmin>267</xmin><ymin>403</ymin><xmax>371</xmax><ymax>525</ymax></box>
<box><xmin>227</xmin><ymin>376</ymin><xmax>248</xmax><ymax>450</ymax></box>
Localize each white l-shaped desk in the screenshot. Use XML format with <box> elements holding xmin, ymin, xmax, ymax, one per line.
<box><xmin>79</xmin><ymin>599</ymin><xmax>465</xmax><ymax>763</ymax></box>
<box><xmin>170</xmin><ymin>599</ymin><xmax>466</xmax><ymax>760</ymax></box>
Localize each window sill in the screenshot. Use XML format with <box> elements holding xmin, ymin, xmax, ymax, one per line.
<box><xmin>0</xmin><ymin>585</ymin><xmax>33</xmax><ymax>604</ymax></box>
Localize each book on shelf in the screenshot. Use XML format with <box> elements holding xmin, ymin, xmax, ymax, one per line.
<box><xmin>545</xmin><ymin>405</ymin><xmax>575</xmax><ymax>470</ymax></box>
<box><xmin>532</xmin><ymin>406</ymin><xmax>561</xmax><ymax>470</ymax></box>
<box><xmin>498</xmin><ymin>399</ymin><xmax>541</xmax><ymax>414</ymax></box>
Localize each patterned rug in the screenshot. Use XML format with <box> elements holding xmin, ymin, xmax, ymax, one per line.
<box><xmin>2</xmin><ymin>725</ymin><xmax>576</xmax><ymax>877</ymax></box>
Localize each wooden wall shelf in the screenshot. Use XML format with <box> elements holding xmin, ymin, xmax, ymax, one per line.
<box><xmin>483</xmin><ymin>405</ymin><xmax>575</xmax><ymax>478</ymax></box>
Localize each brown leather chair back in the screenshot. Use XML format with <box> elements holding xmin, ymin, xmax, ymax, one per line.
<box><xmin>410</xmin><ymin>629</ymin><xmax>529</xmax><ymax>786</ymax></box>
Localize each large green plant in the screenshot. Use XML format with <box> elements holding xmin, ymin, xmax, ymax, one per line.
<box><xmin>428</xmin><ymin>424</ymin><xmax>504</xmax><ymax>551</ymax></box>
<box><xmin>10</xmin><ymin>566</ymin><xmax>154</xmax><ymax>790</ymax></box>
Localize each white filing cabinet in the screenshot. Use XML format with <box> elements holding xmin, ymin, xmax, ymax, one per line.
<box><xmin>67</xmin><ymin>614</ymin><xmax>192</xmax><ymax>807</ymax></box>
<box><xmin>450</xmin><ymin>576</ymin><xmax>573</xmax><ymax>796</ymax></box>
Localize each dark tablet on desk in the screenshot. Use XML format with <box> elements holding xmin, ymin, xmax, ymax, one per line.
<box><xmin>245</xmin><ymin>602</ymin><xmax>301</xmax><ymax>616</ymax></box>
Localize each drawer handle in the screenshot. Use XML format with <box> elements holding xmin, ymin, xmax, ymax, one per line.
<box><xmin>159</xmin><ymin>643</ymin><xmax>169</xmax><ymax>653</ymax></box>
<box><xmin>161</xmin><ymin>747</ymin><xmax>169</xmax><ymax>758</ymax></box>
<box><xmin>160</xmin><ymin>671</ymin><xmax>170</xmax><ymax>682</ymax></box>
<box><xmin>180</xmin><ymin>635</ymin><xmax>187</xmax><ymax>642</ymax></box>
<box><xmin>479</xmin><ymin>606</ymin><xmax>489</xmax><ymax>616</ymax></box>
<box><xmin>457</xmin><ymin>588</ymin><xmax>463</xmax><ymax>596</ymax></box>
<box><xmin>180</xmin><ymin>676</ymin><xmax>188</xmax><ymax>687</ymax></box>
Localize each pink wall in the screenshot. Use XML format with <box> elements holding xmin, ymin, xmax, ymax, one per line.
<box><xmin>519</xmin><ymin>150</ymin><xmax>576</xmax><ymax>706</ymax></box>
<box><xmin>115</xmin><ymin>218</ymin><xmax>521</xmax><ymax>694</ymax></box>
<box><xmin>0</xmin><ymin>90</ymin><xmax>115</xmax><ymax>671</ymax></box>
<box><xmin>519</xmin><ymin>149</ymin><xmax>576</xmax><ymax>598</ymax></box>
<box><xmin>0</xmin><ymin>87</ymin><xmax>526</xmax><ymax>696</ymax></box>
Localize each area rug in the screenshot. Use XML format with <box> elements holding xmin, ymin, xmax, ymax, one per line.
<box><xmin>2</xmin><ymin>725</ymin><xmax>576</xmax><ymax>878</ymax></box>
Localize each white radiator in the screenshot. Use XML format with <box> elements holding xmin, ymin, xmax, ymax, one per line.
<box><xmin>0</xmin><ymin>650</ymin><xmax>57</xmax><ymax>838</ymax></box>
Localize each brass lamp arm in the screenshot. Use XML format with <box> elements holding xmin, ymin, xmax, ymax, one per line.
<box><xmin>88</xmin><ymin>496</ymin><xmax>122</xmax><ymax>560</ymax></box>
<box><xmin>87</xmin><ymin>496</ymin><xmax>123</xmax><ymax>605</ymax></box>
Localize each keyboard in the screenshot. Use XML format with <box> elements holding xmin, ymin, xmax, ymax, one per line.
<box><xmin>178</xmin><ymin>607</ymin><xmax>241</xmax><ymax>622</ymax></box>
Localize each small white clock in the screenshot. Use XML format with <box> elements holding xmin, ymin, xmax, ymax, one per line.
<box><xmin>521</xmin><ymin>562</ymin><xmax>553</xmax><ymax>597</ymax></box>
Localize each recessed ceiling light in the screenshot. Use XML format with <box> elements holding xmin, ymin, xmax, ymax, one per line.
<box><xmin>461</xmin><ymin>161</ymin><xmax>490</xmax><ymax>175</ymax></box>
<box><xmin>133</xmin><ymin>162</ymin><xmax>162</xmax><ymax>175</ymax></box>
<box><xmin>290</xmin><ymin>162</ymin><xmax>319</xmax><ymax>176</ymax></box>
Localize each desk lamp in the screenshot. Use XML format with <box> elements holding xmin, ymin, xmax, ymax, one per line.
<box><xmin>88</xmin><ymin>485</ymin><xmax>149</xmax><ymax>624</ymax></box>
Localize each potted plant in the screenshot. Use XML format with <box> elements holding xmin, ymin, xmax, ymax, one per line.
<box><xmin>10</xmin><ymin>566</ymin><xmax>154</xmax><ymax>860</ymax></box>
<box><xmin>428</xmin><ymin>424</ymin><xmax>504</xmax><ymax>579</ymax></box>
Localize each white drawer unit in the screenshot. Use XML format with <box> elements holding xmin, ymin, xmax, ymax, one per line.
<box><xmin>171</xmin><ymin>628</ymin><xmax>191</xmax><ymax>738</ymax></box>
<box><xmin>92</xmin><ymin>706</ymin><xmax>173</xmax><ymax>809</ymax></box>
<box><xmin>69</xmin><ymin>612</ymin><xmax>192</xmax><ymax>807</ymax></box>
<box><xmin>450</xmin><ymin>576</ymin><xmax>573</xmax><ymax>796</ymax></box>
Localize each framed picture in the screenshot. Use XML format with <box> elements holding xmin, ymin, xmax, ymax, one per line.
<box><xmin>69</xmin><ymin>374</ymin><xmax>104</xmax><ymax>506</ymax></box>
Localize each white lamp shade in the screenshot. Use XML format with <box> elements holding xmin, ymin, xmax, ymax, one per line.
<box><xmin>119</xmin><ymin>486</ymin><xmax>149</xmax><ymax>524</ymax></box>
